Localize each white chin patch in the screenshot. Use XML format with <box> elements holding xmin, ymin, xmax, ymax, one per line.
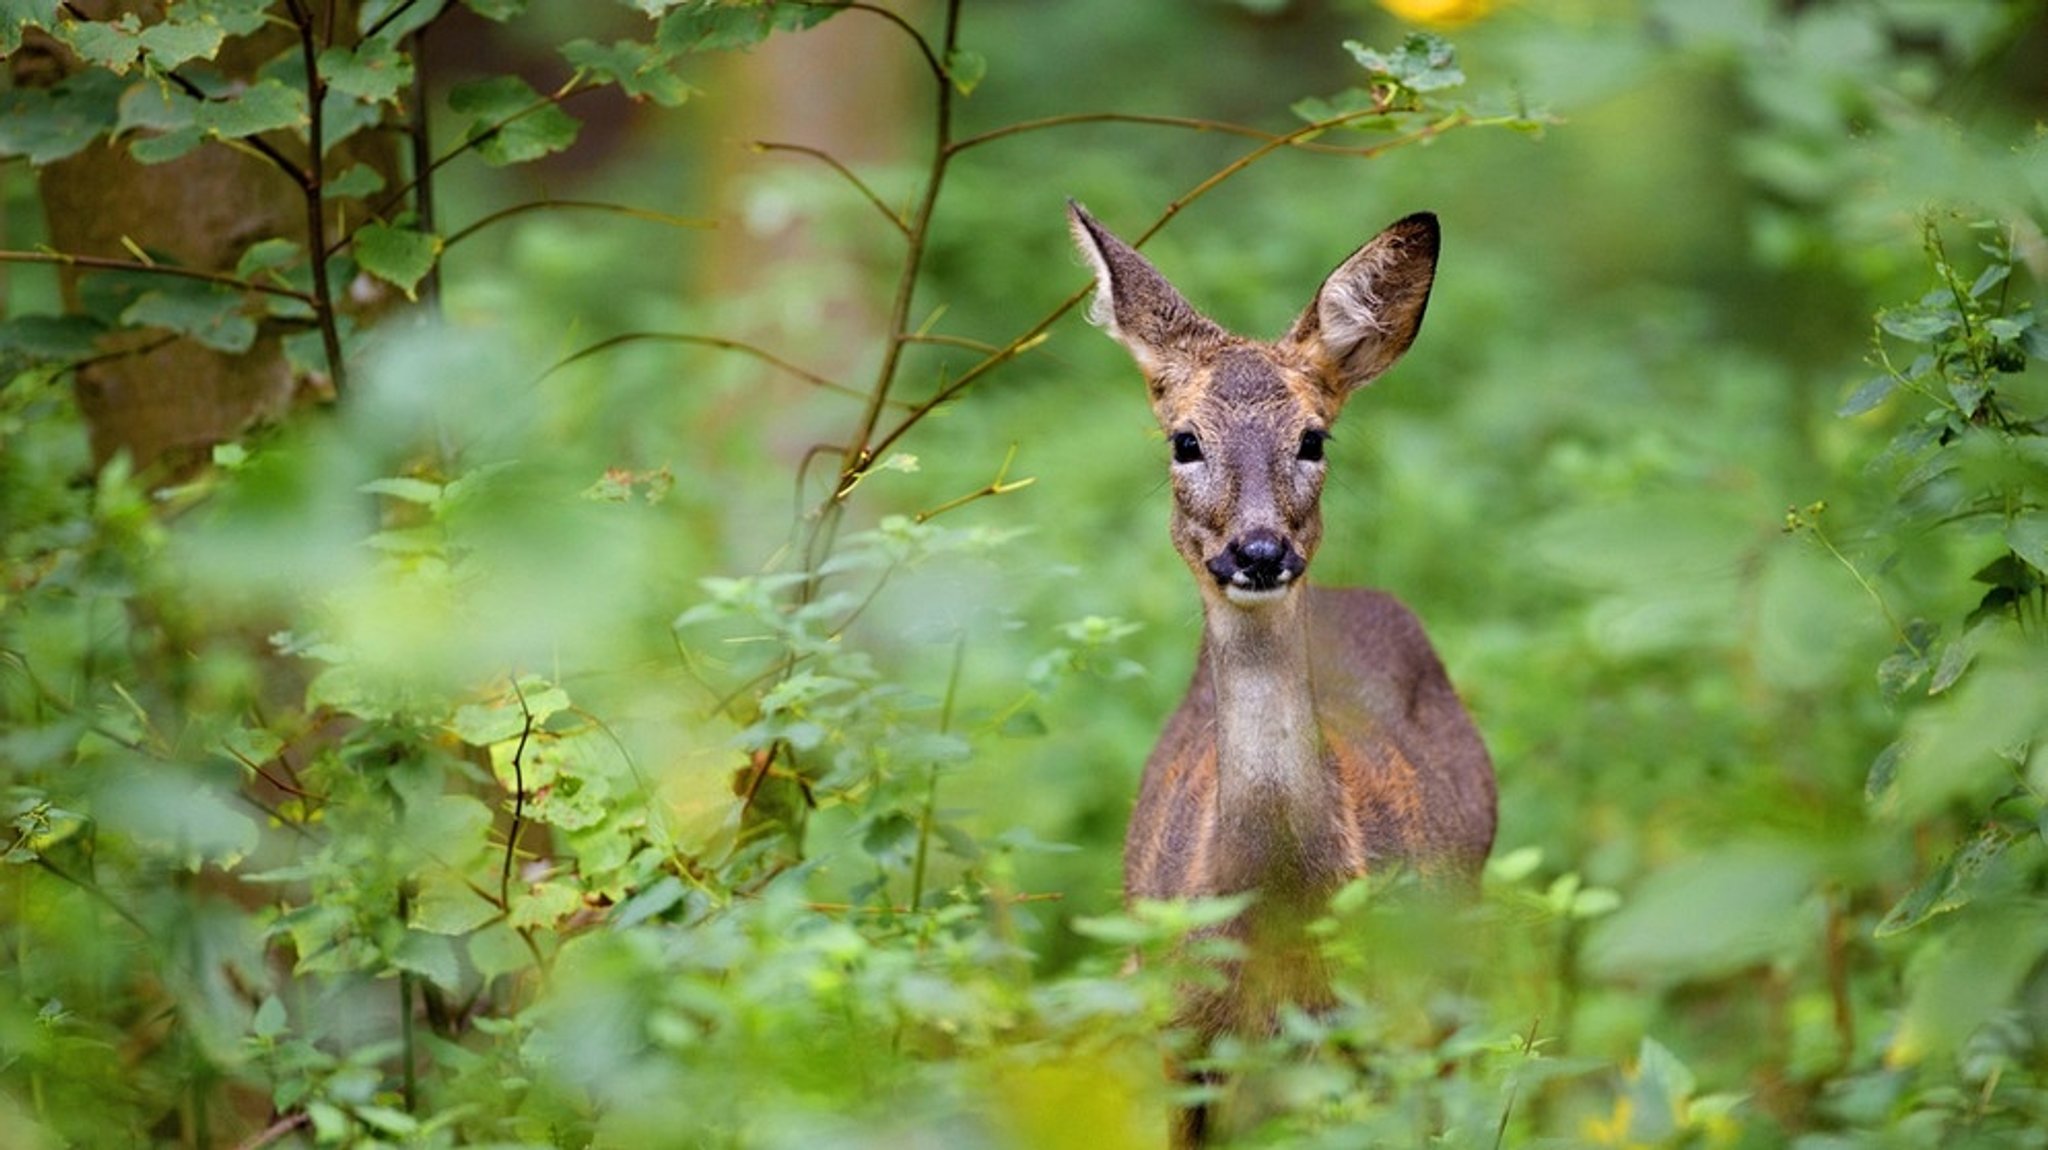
<box><xmin>1224</xmin><ymin>585</ymin><xmax>1290</xmax><ymax>606</ymax></box>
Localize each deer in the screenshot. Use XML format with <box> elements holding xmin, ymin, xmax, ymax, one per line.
<box><xmin>1066</xmin><ymin>201</ymin><xmax>1498</xmax><ymax>1146</ymax></box>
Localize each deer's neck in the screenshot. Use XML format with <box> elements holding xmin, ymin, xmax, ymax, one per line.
<box><xmin>1203</xmin><ymin>593</ymin><xmax>1337</xmax><ymax>901</ymax></box>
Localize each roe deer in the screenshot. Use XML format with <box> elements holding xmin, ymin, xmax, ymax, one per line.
<box><xmin>1067</xmin><ymin>202</ymin><xmax>1497</xmax><ymax>1145</ymax></box>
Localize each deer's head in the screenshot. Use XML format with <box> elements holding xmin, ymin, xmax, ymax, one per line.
<box><xmin>1068</xmin><ymin>203</ymin><xmax>1440</xmax><ymax>609</ymax></box>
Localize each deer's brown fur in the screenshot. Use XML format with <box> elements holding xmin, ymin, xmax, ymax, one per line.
<box><xmin>1068</xmin><ymin>203</ymin><xmax>1497</xmax><ymax>1145</ymax></box>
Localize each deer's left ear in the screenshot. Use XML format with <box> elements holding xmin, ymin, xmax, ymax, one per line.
<box><xmin>1282</xmin><ymin>212</ymin><xmax>1439</xmax><ymax>396</ymax></box>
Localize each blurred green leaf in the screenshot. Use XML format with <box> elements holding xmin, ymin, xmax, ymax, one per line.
<box><xmin>448</xmin><ymin>76</ymin><xmax>581</xmax><ymax>166</ymax></box>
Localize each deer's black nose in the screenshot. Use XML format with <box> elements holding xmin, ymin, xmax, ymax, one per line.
<box><xmin>1207</xmin><ymin>529</ymin><xmax>1303</xmax><ymax>592</ymax></box>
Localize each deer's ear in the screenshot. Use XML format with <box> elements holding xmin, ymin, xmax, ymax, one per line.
<box><xmin>1068</xmin><ymin>201</ymin><xmax>1222</xmax><ymax>375</ymax></box>
<box><xmin>1284</xmin><ymin>212</ymin><xmax>1439</xmax><ymax>395</ymax></box>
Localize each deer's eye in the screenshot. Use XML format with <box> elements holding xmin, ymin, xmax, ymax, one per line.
<box><xmin>1171</xmin><ymin>431</ymin><xmax>1204</xmax><ymax>464</ymax></box>
<box><xmin>1297</xmin><ymin>429</ymin><xmax>1327</xmax><ymax>462</ymax></box>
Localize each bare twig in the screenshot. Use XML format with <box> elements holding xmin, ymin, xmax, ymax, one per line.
<box><xmin>0</xmin><ymin>249</ymin><xmax>314</xmax><ymax>303</ymax></box>
<box><xmin>284</xmin><ymin>0</ymin><xmax>348</xmax><ymax>394</ymax></box>
<box><xmin>442</xmin><ymin>200</ymin><xmax>715</xmax><ymax>250</ymax></box>
<box><xmin>536</xmin><ymin>331</ymin><xmax>896</xmax><ymax>408</ymax></box>
<box><xmin>753</xmin><ymin>140</ymin><xmax>910</xmax><ymax>236</ymax></box>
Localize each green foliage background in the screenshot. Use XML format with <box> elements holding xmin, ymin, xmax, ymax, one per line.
<box><xmin>4</xmin><ymin>0</ymin><xmax>2048</xmax><ymax>1146</ymax></box>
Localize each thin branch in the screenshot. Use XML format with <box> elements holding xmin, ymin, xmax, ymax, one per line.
<box><xmin>157</xmin><ymin>68</ymin><xmax>309</xmax><ymax>186</ymax></box>
<box><xmin>0</xmin><ymin>249</ymin><xmax>315</xmax><ymax>303</ymax></box>
<box><xmin>362</xmin><ymin>0</ymin><xmax>427</xmax><ymax>40</ymax></box>
<box><xmin>947</xmin><ymin>110</ymin><xmax>1411</xmax><ymax>158</ymax></box>
<box><xmin>752</xmin><ymin>140</ymin><xmax>909</xmax><ymax>236</ymax></box>
<box><xmin>351</xmin><ymin>82</ymin><xmax>599</xmax><ymax>250</ymax></box>
<box><xmin>536</xmin><ymin>331</ymin><xmax>899</xmax><ymax>408</ymax></box>
<box><xmin>231</xmin><ymin>1114</ymin><xmax>310</xmax><ymax>1150</ymax></box>
<box><xmin>285</xmin><ymin>0</ymin><xmax>348</xmax><ymax>394</ymax></box>
<box><xmin>913</xmin><ymin>442</ymin><xmax>1035</xmax><ymax>523</ymax></box>
<box><xmin>500</xmin><ymin>680</ymin><xmax>535</xmax><ymax>911</ymax></box>
<box><xmin>442</xmin><ymin>199</ymin><xmax>715</xmax><ymax>251</ymax></box>
<box><xmin>864</xmin><ymin>107</ymin><xmax>1478</xmax><ymax>463</ymax></box>
<box><xmin>897</xmin><ymin>331</ymin><xmax>1003</xmax><ymax>354</ymax></box>
<box><xmin>409</xmin><ymin>20</ymin><xmax>441</xmax><ymax>314</ymax></box>
<box><xmin>797</xmin><ymin>1</ymin><xmax>946</xmax><ymax>83</ymax></box>
<box><xmin>837</xmin><ymin>0</ymin><xmax>962</xmax><ymax>481</ymax></box>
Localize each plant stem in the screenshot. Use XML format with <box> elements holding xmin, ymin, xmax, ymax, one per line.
<box><xmin>0</xmin><ymin>249</ymin><xmax>313</xmax><ymax>303</ymax></box>
<box><xmin>286</xmin><ymin>0</ymin><xmax>348</xmax><ymax>395</ymax></box>
<box><xmin>410</xmin><ymin>21</ymin><xmax>441</xmax><ymax>315</ymax></box>
<box><xmin>908</xmin><ymin>635</ymin><xmax>966</xmax><ymax>913</ymax></box>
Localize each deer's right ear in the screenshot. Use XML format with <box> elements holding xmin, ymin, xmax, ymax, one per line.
<box><xmin>1067</xmin><ymin>201</ymin><xmax>1221</xmax><ymax>376</ymax></box>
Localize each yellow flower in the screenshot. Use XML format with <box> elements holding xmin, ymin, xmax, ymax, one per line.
<box><xmin>1378</xmin><ymin>0</ymin><xmax>1499</xmax><ymax>27</ymax></box>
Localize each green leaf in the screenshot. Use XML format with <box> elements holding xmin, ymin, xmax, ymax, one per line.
<box><xmin>945</xmin><ymin>47</ymin><xmax>986</xmax><ymax>96</ymax></box>
<box><xmin>116</xmin><ymin>79</ymin><xmax>200</xmax><ymax>136</ymax></box>
<box><xmin>320</xmin><ymin>36</ymin><xmax>413</xmax><ymax>105</ymax></box>
<box><xmin>448</xmin><ymin>76</ymin><xmax>581</xmax><ymax>166</ymax></box>
<box><xmin>352</xmin><ymin>223</ymin><xmax>442</xmax><ymax>299</ymax></box>
<box><xmin>0</xmin><ymin>68</ymin><xmax>125</xmax><ymax>165</ymax></box>
<box><xmin>359</xmin><ymin>475</ymin><xmax>445</xmax><ymax>505</ymax></box>
<box><xmin>462</xmin><ymin>0</ymin><xmax>525</xmax><ymax>19</ymax></box>
<box><xmin>391</xmin><ymin>930</ymin><xmax>461</xmax><ymax>991</ymax></box>
<box><xmin>128</xmin><ymin>126</ymin><xmax>206</xmax><ymax>164</ymax></box>
<box><xmin>561</xmin><ymin>38</ymin><xmax>694</xmax><ymax>106</ymax></box>
<box><xmin>2008</xmin><ymin>511</ymin><xmax>2048</xmax><ymax>576</ymax></box>
<box><xmin>1344</xmin><ymin>33</ymin><xmax>1465</xmax><ymax>93</ymax></box>
<box><xmin>1865</xmin><ymin>739</ymin><xmax>1904</xmax><ymax>805</ymax></box>
<box><xmin>1836</xmin><ymin>374</ymin><xmax>1896</xmax><ymax>417</ymax></box>
<box><xmin>234</xmin><ymin>238</ymin><xmax>301</xmax><ymax>280</ymax></box>
<box><xmin>360</xmin><ymin>0</ymin><xmax>449</xmax><ymax>36</ymax></box>
<box><xmin>1878</xmin><ymin>304</ymin><xmax>1955</xmax><ymax>342</ymax></box>
<box><xmin>199</xmin><ymin>78</ymin><xmax>308</xmax><ymax>139</ymax></box>
<box><xmin>0</xmin><ymin>314</ymin><xmax>104</xmax><ymax>361</ymax></box>
<box><xmin>62</xmin><ymin>13</ymin><xmax>143</xmax><ymax>73</ymax></box>
<box><xmin>656</xmin><ymin>1</ymin><xmax>835</xmax><ymax>53</ymax></box>
<box><xmin>120</xmin><ymin>282</ymin><xmax>258</xmax><ymax>353</ymax></box>
<box><xmin>467</xmin><ymin>922</ymin><xmax>530</xmax><ymax>981</ymax></box>
<box><xmin>1875</xmin><ymin>821</ymin><xmax>2018</xmax><ymax>937</ymax></box>
<box><xmin>251</xmin><ymin>995</ymin><xmax>287</xmax><ymax>1039</ymax></box>
<box><xmin>510</xmin><ymin>880</ymin><xmax>583</xmax><ymax>930</ymax></box>
<box><xmin>138</xmin><ymin>17</ymin><xmax>226</xmax><ymax>69</ymax></box>
<box><xmin>1</xmin><ymin>0</ymin><xmax>60</xmax><ymax>53</ymax></box>
<box><xmin>412</xmin><ymin>868</ymin><xmax>501</xmax><ymax>936</ymax></box>
<box><xmin>325</xmin><ymin>161</ymin><xmax>387</xmax><ymax>198</ymax></box>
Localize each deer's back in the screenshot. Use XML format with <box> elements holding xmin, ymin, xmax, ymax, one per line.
<box><xmin>1124</xmin><ymin>585</ymin><xmax>1496</xmax><ymax>902</ymax></box>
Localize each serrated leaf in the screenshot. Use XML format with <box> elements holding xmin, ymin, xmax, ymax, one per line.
<box><xmin>1344</xmin><ymin>32</ymin><xmax>1464</xmax><ymax>93</ymax></box>
<box><xmin>352</xmin><ymin>223</ymin><xmax>441</xmax><ymax>299</ymax></box>
<box><xmin>509</xmin><ymin>880</ymin><xmax>583</xmax><ymax>930</ymax></box>
<box><xmin>1875</xmin><ymin>822</ymin><xmax>2018</xmax><ymax>937</ymax></box>
<box><xmin>199</xmin><ymin>78</ymin><xmax>307</xmax><ymax>139</ymax></box>
<box><xmin>448</xmin><ymin>76</ymin><xmax>581</xmax><ymax>166</ymax></box>
<box><xmin>656</xmin><ymin>1</ymin><xmax>834</xmax><ymax>53</ymax></box>
<box><xmin>63</xmin><ymin>13</ymin><xmax>142</xmax><ymax>72</ymax></box>
<box><xmin>320</xmin><ymin>36</ymin><xmax>412</xmax><ymax>104</ymax></box>
<box><xmin>1837</xmin><ymin>374</ymin><xmax>1896</xmax><ymax>417</ymax></box>
<box><xmin>138</xmin><ymin>18</ymin><xmax>225</xmax><ymax>69</ymax></box>
<box><xmin>560</xmin><ymin>38</ymin><xmax>693</xmax><ymax>106</ymax></box>
<box><xmin>120</xmin><ymin>283</ymin><xmax>257</xmax><ymax>353</ymax></box>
